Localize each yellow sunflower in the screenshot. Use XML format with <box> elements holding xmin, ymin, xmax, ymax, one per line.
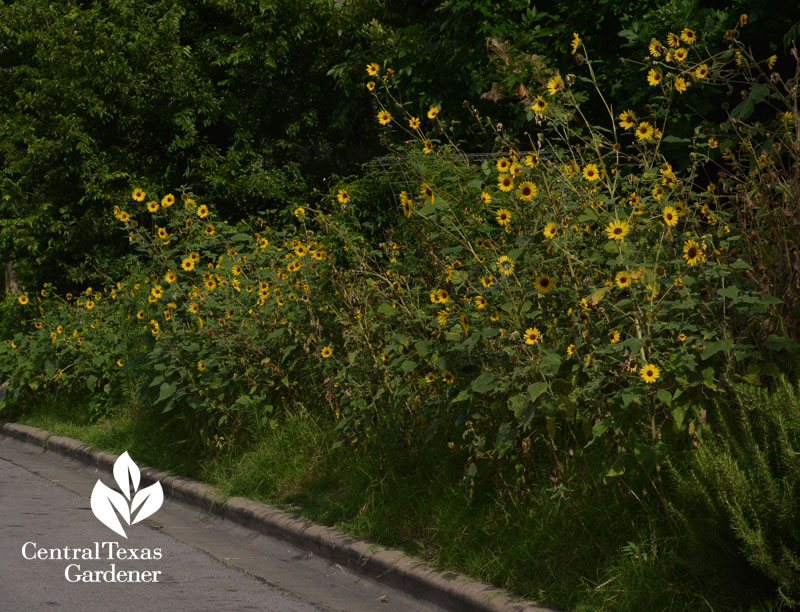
<box><xmin>570</xmin><ymin>32</ymin><xmax>581</xmax><ymax>54</ymax></box>
<box><xmin>523</xmin><ymin>327</ymin><xmax>541</xmax><ymax>345</ymax></box>
<box><xmin>663</xmin><ymin>206</ymin><xmax>678</xmax><ymax>227</ymax></box>
<box><xmin>546</xmin><ymin>75</ymin><xmax>564</xmax><ymax>95</ymax></box>
<box><xmin>496</xmin><ymin>255</ymin><xmax>515</xmax><ymax>276</ymax></box>
<box><xmin>496</xmin><ymin>208</ymin><xmax>512</xmax><ymax>226</ymax></box>
<box><xmin>640</xmin><ymin>363</ymin><xmax>661</xmax><ymax>383</ymax></box>
<box><xmin>534</xmin><ymin>274</ymin><xmax>554</xmax><ymax>294</ymax></box>
<box><xmin>427</xmin><ymin>107</ymin><xmax>440</xmax><ymax>119</ymax></box>
<box><xmin>635</xmin><ymin>121</ymin><xmax>655</xmax><ymax>141</ymax></box>
<box><xmin>647</xmin><ymin>69</ymin><xmax>663</xmax><ymax>86</ymax></box>
<box><xmin>377</xmin><ymin>110</ymin><xmax>392</xmax><ymax>125</ymax></box>
<box><xmin>618</xmin><ymin>109</ymin><xmax>636</xmax><ymax>130</ymax></box>
<box><xmin>408</xmin><ymin>116</ymin><xmax>420</xmax><ymax>129</ymax></box>
<box><xmin>652</xmin><ymin>185</ymin><xmax>664</xmax><ymax>200</ymax></box>
<box><xmin>680</xmin><ymin>28</ymin><xmax>696</xmax><ymax>45</ymax></box>
<box><xmin>605</xmin><ymin>219</ymin><xmax>630</xmax><ymax>241</ymax></box>
<box><xmin>530</xmin><ymin>96</ymin><xmax>547</xmax><ymax>113</ymax></box>
<box><xmin>648</xmin><ymin>39</ymin><xmax>664</xmax><ymax>57</ymax></box>
<box><xmin>543</xmin><ymin>222</ymin><xmax>558</xmax><ymax>240</ymax></box>
<box><xmin>666</xmin><ymin>32</ymin><xmax>680</xmax><ymax>47</ymax></box>
<box><xmin>615</xmin><ymin>271</ymin><xmax>631</xmax><ymax>288</ymax></box>
<box><xmin>132</xmin><ymin>188</ymin><xmax>145</xmax><ymax>201</ymax></box>
<box><xmin>693</xmin><ymin>63</ymin><xmax>708</xmax><ymax>79</ymax></box>
<box><xmin>517</xmin><ymin>181</ymin><xmax>537</xmax><ymax>200</ymax></box>
<box><xmin>497</xmin><ymin>174</ymin><xmax>514</xmax><ymax>192</ymax></box>
<box><xmin>582</xmin><ymin>163</ymin><xmax>600</xmax><ymax>181</ymax></box>
<box><xmin>682</xmin><ymin>239</ymin><xmax>705</xmax><ymax>266</ymax></box>
<box><xmin>429</xmin><ymin>288</ymin><xmax>449</xmax><ymax>304</ymax></box>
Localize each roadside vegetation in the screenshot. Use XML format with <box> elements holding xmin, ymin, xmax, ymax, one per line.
<box><xmin>2</xmin><ymin>1</ymin><xmax>800</xmax><ymax>609</ymax></box>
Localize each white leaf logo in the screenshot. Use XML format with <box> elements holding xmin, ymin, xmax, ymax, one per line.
<box><xmin>91</xmin><ymin>451</ymin><xmax>163</xmax><ymax>538</ymax></box>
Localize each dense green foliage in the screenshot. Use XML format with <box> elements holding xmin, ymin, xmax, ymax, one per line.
<box><xmin>2</xmin><ymin>1</ymin><xmax>800</xmax><ymax>610</ymax></box>
<box><xmin>671</xmin><ymin>379</ymin><xmax>800</xmax><ymax>606</ymax></box>
<box><xmin>0</xmin><ymin>0</ymin><xmax>382</xmax><ymax>287</ymax></box>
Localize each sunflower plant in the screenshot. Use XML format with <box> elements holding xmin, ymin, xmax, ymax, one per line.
<box><xmin>326</xmin><ymin>27</ymin><xmax>795</xmax><ymax>493</ymax></box>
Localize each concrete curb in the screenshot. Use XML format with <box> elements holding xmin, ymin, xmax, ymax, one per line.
<box><xmin>1</xmin><ymin>421</ymin><xmax>557</xmax><ymax>612</ymax></box>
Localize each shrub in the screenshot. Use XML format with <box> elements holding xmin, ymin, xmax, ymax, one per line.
<box><xmin>1</xmin><ymin>14</ymin><xmax>796</xmax><ymax>498</ymax></box>
<box><xmin>0</xmin><ymin>0</ymin><xmax>381</xmax><ymax>289</ymax></box>
<box><xmin>670</xmin><ymin>378</ymin><xmax>800</xmax><ymax>606</ymax></box>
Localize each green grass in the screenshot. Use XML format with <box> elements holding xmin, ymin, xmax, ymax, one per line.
<box><xmin>7</xmin><ymin>395</ymin><xmax>781</xmax><ymax>612</ymax></box>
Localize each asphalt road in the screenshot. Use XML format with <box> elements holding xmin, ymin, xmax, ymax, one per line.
<box><xmin>0</xmin><ymin>434</ymin><xmax>445</xmax><ymax>612</ymax></box>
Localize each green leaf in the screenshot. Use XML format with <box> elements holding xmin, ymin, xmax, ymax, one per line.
<box><xmin>661</xmin><ymin>135</ymin><xmax>690</xmax><ymax>143</ymax></box>
<box><xmin>472</xmin><ymin>372</ymin><xmax>499</xmax><ymax>393</ymax></box>
<box><xmin>701</xmin><ymin>339</ymin><xmax>733</xmax><ymax>360</ymax></box>
<box><xmin>731</xmin><ymin>84</ymin><xmax>770</xmax><ymax>120</ymax></box>
<box><xmin>400</xmin><ymin>359</ymin><xmax>417</xmax><ymax>372</ymax></box>
<box><xmin>546</xmin><ymin>416</ymin><xmax>556</xmax><ymax>439</ymax></box>
<box><xmin>539</xmin><ymin>351</ymin><xmax>562</xmax><ymax>376</ymax></box>
<box><xmin>157</xmin><ymin>382</ymin><xmax>176</xmax><ymax>403</ymax></box>
<box><xmin>415</xmin><ymin>341</ymin><xmax>431</xmax><ymax>357</ymax></box>
<box><xmin>590</xmin><ymin>287</ymin><xmax>608</xmax><ymax>305</ymax></box>
<box><xmin>657</xmin><ymin>389</ymin><xmax>672</xmax><ymax>407</ymax></box>
<box><xmin>671</xmin><ymin>403</ymin><xmax>688</xmax><ymax>428</ymax></box>
<box><xmin>378</xmin><ymin>303</ymin><xmax>396</xmax><ymax>316</ymax></box>
<box><xmin>592</xmin><ymin>419</ymin><xmax>609</xmax><ymax>438</ymax></box>
<box><xmin>718</xmin><ymin>285</ymin><xmax>739</xmax><ymax>299</ymax></box>
<box><xmin>418</xmin><ymin>203</ymin><xmax>436</xmax><ymax>217</ymax></box>
<box><xmin>44</xmin><ymin>360</ymin><xmax>57</xmax><ymax>377</ymax></box>
<box><xmin>618</xmin><ymin>29</ymin><xmax>639</xmax><ymax>42</ymax></box>
<box><xmin>606</xmin><ymin>459</ymin><xmax>626</xmax><ymax>478</ymax></box>
<box><xmin>527</xmin><ymin>381</ymin><xmax>548</xmax><ymax>402</ymax></box>
<box><xmin>453</xmin><ymin>389</ymin><xmax>471</xmax><ymax>403</ymax></box>
<box><xmin>765</xmin><ymin>335</ymin><xmax>797</xmax><ymax>351</ymax></box>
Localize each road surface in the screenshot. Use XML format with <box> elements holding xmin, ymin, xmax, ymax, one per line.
<box><xmin>0</xmin><ymin>434</ymin><xmax>445</xmax><ymax>612</ymax></box>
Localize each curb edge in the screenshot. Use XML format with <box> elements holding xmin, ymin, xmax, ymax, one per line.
<box><xmin>1</xmin><ymin>421</ymin><xmax>556</xmax><ymax>612</ymax></box>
